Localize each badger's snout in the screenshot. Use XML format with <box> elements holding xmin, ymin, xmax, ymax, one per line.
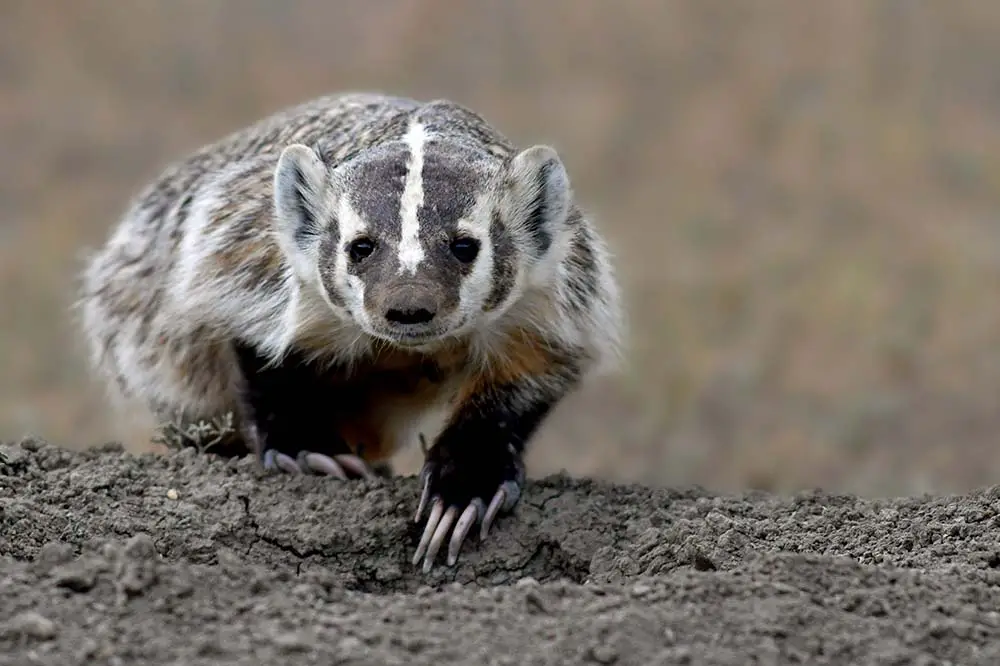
<box><xmin>361</xmin><ymin>266</ymin><xmax>463</xmax><ymax>345</ymax></box>
<box><xmin>378</xmin><ymin>283</ymin><xmax>443</xmax><ymax>331</ymax></box>
<box><xmin>386</xmin><ymin>302</ymin><xmax>436</xmax><ymax>325</ymax></box>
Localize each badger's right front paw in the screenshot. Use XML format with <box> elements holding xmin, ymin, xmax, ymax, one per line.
<box><xmin>261</xmin><ymin>448</ymin><xmax>377</xmax><ymax>480</ymax></box>
<box><xmin>411</xmin><ymin>441</ymin><xmax>526</xmax><ymax>574</ymax></box>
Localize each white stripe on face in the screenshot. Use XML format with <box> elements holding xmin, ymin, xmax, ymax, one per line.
<box><xmin>333</xmin><ymin>192</ymin><xmax>370</xmax><ymax>324</ymax></box>
<box><xmin>397</xmin><ymin>120</ymin><xmax>428</xmax><ymax>275</ymax></box>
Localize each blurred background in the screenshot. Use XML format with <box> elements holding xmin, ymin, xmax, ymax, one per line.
<box><xmin>3</xmin><ymin>0</ymin><xmax>1000</xmax><ymax>496</ymax></box>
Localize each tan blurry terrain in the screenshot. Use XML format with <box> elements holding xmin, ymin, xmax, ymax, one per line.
<box><xmin>3</xmin><ymin>0</ymin><xmax>1000</xmax><ymax>496</ymax></box>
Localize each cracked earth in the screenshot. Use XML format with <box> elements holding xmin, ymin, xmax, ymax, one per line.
<box><xmin>2</xmin><ymin>438</ymin><xmax>1000</xmax><ymax>665</ymax></box>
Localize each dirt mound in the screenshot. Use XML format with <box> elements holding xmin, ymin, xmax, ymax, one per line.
<box><xmin>2</xmin><ymin>439</ymin><xmax>1000</xmax><ymax>664</ymax></box>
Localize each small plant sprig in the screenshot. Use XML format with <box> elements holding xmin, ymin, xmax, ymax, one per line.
<box><xmin>152</xmin><ymin>411</ymin><xmax>240</xmax><ymax>454</ymax></box>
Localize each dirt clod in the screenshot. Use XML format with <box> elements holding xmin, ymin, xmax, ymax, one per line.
<box><xmin>2</xmin><ymin>438</ymin><xmax>1000</xmax><ymax>664</ymax></box>
<box><xmin>51</xmin><ymin>560</ymin><xmax>99</xmax><ymax>593</ymax></box>
<box><xmin>2</xmin><ymin>611</ymin><xmax>58</xmax><ymax>641</ymax></box>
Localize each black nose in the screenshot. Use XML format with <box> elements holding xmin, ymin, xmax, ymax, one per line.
<box><xmin>385</xmin><ymin>306</ymin><xmax>436</xmax><ymax>325</ymax></box>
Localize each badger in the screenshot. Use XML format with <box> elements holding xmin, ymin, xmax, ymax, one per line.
<box><xmin>76</xmin><ymin>92</ymin><xmax>624</xmax><ymax>572</ymax></box>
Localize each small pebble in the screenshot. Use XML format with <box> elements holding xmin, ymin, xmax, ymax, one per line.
<box><xmin>18</xmin><ymin>436</ymin><xmax>43</xmax><ymax>452</ymax></box>
<box><xmin>99</xmin><ymin>541</ymin><xmax>122</xmax><ymax>560</ymax></box>
<box><xmin>272</xmin><ymin>632</ymin><xmax>312</xmax><ymax>653</ymax></box>
<box><xmin>92</xmin><ymin>441</ymin><xmax>124</xmax><ymax>454</ymax></box>
<box><xmin>630</xmin><ymin>583</ymin><xmax>652</xmax><ymax>598</ymax></box>
<box><xmin>3</xmin><ymin>611</ymin><xmax>58</xmax><ymax>640</ymax></box>
<box><xmin>166</xmin><ymin>488</ymin><xmax>179</xmax><ymax>500</ymax></box>
<box><xmin>0</xmin><ymin>444</ymin><xmax>28</xmax><ymax>466</ymax></box>
<box><xmin>338</xmin><ymin>636</ymin><xmax>363</xmax><ymax>653</ymax></box>
<box><xmin>124</xmin><ymin>533</ymin><xmax>158</xmax><ymax>560</ymax></box>
<box><xmin>52</xmin><ymin>563</ymin><xmax>97</xmax><ymax>593</ymax></box>
<box><xmin>525</xmin><ymin>590</ymin><xmax>549</xmax><ymax>615</ymax></box>
<box><xmin>34</xmin><ymin>541</ymin><xmax>75</xmax><ymax>569</ymax></box>
<box><xmin>588</xmin><ymin>644</ymin><xmax>618</xmax><ymax>664</ymax></box>
<box><xmin>118</xmin><ymin>562</ymin><xmax>156</xmax><ymax>596</ymax></box>
<box><xmin>291</xmin><ymin>583</ymin><xmax>314</xmax><ymax>599</ymax></box>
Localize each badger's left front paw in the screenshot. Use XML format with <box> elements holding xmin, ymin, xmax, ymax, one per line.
<box><xmin>411</xmin><ymin>443</ymin><xmax>526</xmax><ymax>573</ymax></box>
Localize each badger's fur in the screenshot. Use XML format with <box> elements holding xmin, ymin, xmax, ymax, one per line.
<box><xmin>77</xmin><ymin>92</ymin><xmax>623</xmax><ymax>567</ymax></box>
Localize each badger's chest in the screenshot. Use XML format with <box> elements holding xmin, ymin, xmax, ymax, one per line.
<box><xmin>326</xmin><ymin>345</ymin><xmax>467</xmax><ymax>464</ymax></box>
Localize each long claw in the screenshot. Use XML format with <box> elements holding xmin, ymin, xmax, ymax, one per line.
<box><xmin>297</xmin><ymin>452</ymin><xmax>348</xmax><ymax>480</ymax></box>
<box><xmin>481</xmin><ymin>480</ymin><xmax>522</xmax><ymax>540</ymax></box>
<box><xmin>332</xmin><ymin>454</ymin><xmax>377</xmax><ymax>480</ymax></box>
<box><xmin>263</xmin><ymin>450</ymin><xmax>303</xmax><ymax>474</ymax></box>
<box><xmin>413</xmin><ymin>498</ymin><xmax>444</xmax><ymax>566</ymax></box>
<box><xmin>481</xmin><ymin>489</ymin><xmax>505</xmax><ymax>540</ymax></box>
<box><xmin>447</xmin><ymin>500</ymin><xmax>483</xmax><ymax>567</ymax></box>
<box><xmin>422</xmin><ymin>505</ymin><xmax>458</xmax><ymax>573</ymax></box>
<box><xmin>415</xmin><ymin>466</ymin><xmax>433</xmax><ymax>523</ymax></box>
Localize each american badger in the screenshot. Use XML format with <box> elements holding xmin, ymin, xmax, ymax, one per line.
<box><xmin>77</xmin><ymin>92</ymin><xmax>624</xmax><ymax>572</ymax></box>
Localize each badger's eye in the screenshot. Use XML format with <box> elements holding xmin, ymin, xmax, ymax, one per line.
<box><xmin>449</xmin><ymin>237</ymin><xmax>480</xmax><ymax>263</ymax></box>
<box><xmin>348</xmin><ymin>237</ymin><xmax>375</xmax><ymax>262</ymax></box>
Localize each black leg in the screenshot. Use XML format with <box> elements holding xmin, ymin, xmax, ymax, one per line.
<box><xmin>233</xmin><ymin>341</ymin><xmax>377</xmax><ymax>480</ymax></box>
<box><xmin>411</xmin><ymin>362</ymin><xmax>581</xmax><ymax>572</ymax></box>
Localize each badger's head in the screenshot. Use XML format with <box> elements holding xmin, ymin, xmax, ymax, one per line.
<box><xmin>272</xmin><ymin>119</ymin><xmax>574</xmax><ymax>349</ymax></box>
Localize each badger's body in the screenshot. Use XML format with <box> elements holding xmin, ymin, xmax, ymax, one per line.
<box><xmin>77</xmin><ymin>92</ymin><xmax>623</xmax><ymax>571</ymax></box>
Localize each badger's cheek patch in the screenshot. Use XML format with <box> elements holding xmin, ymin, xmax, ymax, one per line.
<box><xmin>344</xmin><ymin>275</ymin><xmax>368</xmax><ymax>319</ymax></box>
<box><xmin>316</xmin><ymin>231</ymin><xmax>345</xmax><ymax>308</ymax></box>
<box><xmin>483</xmin><ymin>211</ymin><xmax>517</xmax><ymax>312</ymax></box>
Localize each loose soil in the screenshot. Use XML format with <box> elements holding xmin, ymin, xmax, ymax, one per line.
<box><xmin>2</xmin><ymin>438</ymin><xmax>1000</xmax><ymax>665</ymax></box>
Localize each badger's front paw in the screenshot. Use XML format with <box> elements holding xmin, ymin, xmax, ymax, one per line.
<box><xmin>245</xmin><ymin>420</ymin><xmax>379</xmax><ymax>481</ymax></box>
<box><xmin>411</xmin><ymin>442</ymin><xmax>526</xmax><ymax>573</ymax></box>
<box><xmin>261</xmin><ymin>448</ymin><xmax>378</xmax><ymax>480</ymax></box>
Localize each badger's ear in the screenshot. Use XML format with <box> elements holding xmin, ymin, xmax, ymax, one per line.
<box><xmin>274</xmin><ymin>144</ymin><xmax>328</xmax><ymax>263</ymax></box>
<box><xmin>504</xmin><ymin>145</ymin><xmax>572</xmax><ymax>258</ymax></box>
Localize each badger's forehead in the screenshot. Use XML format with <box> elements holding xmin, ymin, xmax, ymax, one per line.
<box><xmin>340</xmin><ymin>127</ymin><xmax>498</xmax><ymax>241</ymax></box>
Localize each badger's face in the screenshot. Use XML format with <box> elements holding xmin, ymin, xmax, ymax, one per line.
<box><xmin>273</xmin><ymin>120</ymin><xmax>573</xmax><ymax>348</ymax></box>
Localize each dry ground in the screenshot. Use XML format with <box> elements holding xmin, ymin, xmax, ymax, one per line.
<box><xmin>3</xmin><ymin>439</ymin><xmax>1000</xmax><ymax>664</ymax></box>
